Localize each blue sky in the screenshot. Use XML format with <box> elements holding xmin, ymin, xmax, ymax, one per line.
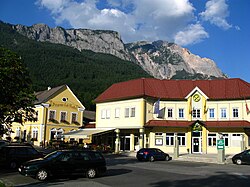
<box><xmin>0</xmin><ymin>0</ymin><xmax>249</xmax><ymax>82</ymax></box>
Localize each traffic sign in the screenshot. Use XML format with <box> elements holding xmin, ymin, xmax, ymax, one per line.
<box><xmin>217</xmin><ymin>139</ymin><xmax>225</xmax><ymax>150</ymax></box>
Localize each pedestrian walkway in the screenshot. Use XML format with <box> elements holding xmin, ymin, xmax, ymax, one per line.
<box><xmin>175</xmin><ymin>153</ymin><xmax>233</xmax><ymax>164</ymax></box>
<box><xmin>119</xmin><ymin>151</ymin><xmax>234</xmax><ymax>164</ymax></box>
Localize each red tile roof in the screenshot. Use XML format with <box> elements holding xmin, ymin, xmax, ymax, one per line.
<box><xmin>95</xmin><ymin>78</ymin><xmax>250</xmax><ymax>103</ymax></box>
<box><xmin>146</xmin><ymin>120</ymin><xmax>250</xmax><ymax>128</ymax></box>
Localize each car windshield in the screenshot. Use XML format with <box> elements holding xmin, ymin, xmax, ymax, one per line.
<box><xmin>44</xmin><ymin>151</ymin><xmax>62</xmax><ymax>160</ymax></box>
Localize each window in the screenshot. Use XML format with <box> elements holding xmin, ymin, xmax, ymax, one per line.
<box><xmin>178</xmin><ymin>108</ymin><xmax>184</xmax><ymax>118</ymax></box>
<box><xmin>32</xmin><ymin>128</ymin><xmax>38</xmax><ymax>140</ymax></box>
<box><xmin>221</xmin><ymin>108</ymin><xmax>227</xmax><ymax>118</ymax></box>
<box><xmin>49</xmin><ymin>110</ymin><xmax>56</xmax><ymax>120</ymax></box>
<box><xmin>106</xmin><ymin>110</ymin><xmax>111</xmax><ymax>119</ymax></box>
<box><xmin>208</xmin><ymin>133</ymin><xmax>216</xmax><ymax>146</ymax></box>
<box><xmin>71</xmin><ymin>113</ymin><xmax>77</xmax><ymax>123</ymax></box>
<box><xmin>125</xmin><ymin>108</ymin><xmax>130</xmax><ymax>118</ymax></box>
<box><xmin>223</xmin><ymin>133</ymin><xmax>229</xmax><ymax>146</ymax></box>
<box><xmin>166</xmin><ymin>133</ymin><xmax>174</xmax><ymax>146</ymax></box>
<box><xmin>101</xmin><ymin>110</ymin><xmax>106</xmax><ymax>119</ymax></box>
<box><xmin>131</xmin><ymin>107</ymin><xmax>136</xmax><ymax>117</ymax></box>
<box><xmin>60</xmin><ymin>111</ymin><xmax>67</xmax><ymax>121</ymax></box>
<box><xmin>125</xmin><ymin>107</ymin><xmax>136</xmax><ymax>118</ymax></box>
<box><xmin>192</xmin><ymin>109</ymin><xmax>201</xmax><ymax>118</ymax></box>
<box><xmin>115</xmin><ymin>108</ymin><xmax>120</xmax><ymax>118</ymax></box>
<box><xmin>101</xmin><ymin>109</ymin><xmax>110</xmax><ymax>119</ymax></box>
<box><xmin>233</xmin><ymin>108</ymin><xmax>239</xmax><ymax>118</ymax></box>
<box><xmin>155</xmin><ymin>132</ymin><xmax>163</xmax><ymax>146</ymax></box>
<box><xmin>167</xmin><ymin>108</ymin><xmax>173</xmax><ymax>118</ymax></box>
<box><xmin>177</xmin><ymin>133</ymin><xmax>186</xmax><ymax>146</ymax></box>
<box><xmin>209</xmin><ymin>108</ymin><xmax>215</xmax><ymax>118</ymax></box>
<box><xmin>50</xmin><ymin>128</ymin><xmax>64</xmax><ymax>140</ymax></box>
<box><xmin>50</xmin><ymin>129</ymin><xmax>56</xmax><ymax>140</ymax></box>
<box><xmin>16</xmin><ymin>127</ymin><xmax>21</xmax><ymax>137</ymax></box>
<box><xmin>232</xmin><ymin>133</ymin><xmax>242</xmax><ymax>147</ymax></box>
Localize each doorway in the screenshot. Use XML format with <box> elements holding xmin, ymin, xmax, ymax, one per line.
<box><xmin>192</xmin><ymin>131</ymin><xmax>202</xmax><ymax>153</ymax></box>
<box><xmin>120</xmin><ymin>136</ymin><xmax>130</xmax><ymax>151</ymax></box>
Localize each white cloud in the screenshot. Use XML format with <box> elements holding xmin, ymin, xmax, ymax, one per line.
<box><xmin>36</xmin><ymin>0</ymin><xmax>71</xmax><ymax>14</ymax></box>
<box><xmin>200</xmin><ymin>0</ymin><xmax>232</xmax><ymax>30</ymax></box>
<box><xmin>35</xmin><ymin>0</ymin><xmax>232</xmax><ymax>45</ymax></box>
<box><xmin>174</xmin><ymin>24</ymin><xmax>209</xmax><ymax>46</ymax></box>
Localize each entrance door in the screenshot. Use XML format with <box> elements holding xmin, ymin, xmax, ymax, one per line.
<box><xmin>192</xmin><ymin>131</ymin><xmax>202</xmax><ymax>153</ymax></box>
<box><xmin>120</xmin><ymin>136</ymin><xmax>130</xmax><ymax>151</ymax></box>
<box><xmin>192</xmin><ymin>137</ymin><xmax>201</xmax><ymax>153</ymax></box>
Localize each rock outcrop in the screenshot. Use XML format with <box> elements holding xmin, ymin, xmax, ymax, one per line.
<box><xmin>13</xmin><ymin>23</ymin><xmax>227</xmax><ymax>80</ymax></box>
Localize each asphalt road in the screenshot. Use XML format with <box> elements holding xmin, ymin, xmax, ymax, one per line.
<box><xmin>1</xmin><ymin>155</ymin><xmax>250</xmax><ymax>187</ymax></box>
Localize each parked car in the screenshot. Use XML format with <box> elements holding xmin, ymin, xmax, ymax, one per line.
<box><xmin>0</xmin><ymin>145</ymin><xmax>44</xmax><ymax>169</ymax></box>
<box><xmin>0</xmin><ymin>140</ymin><xmax>10</xmax><ymax>148</ymax></box>
<box><xmin>136</xmin><ymin>148</ymin><xmax>170</xmax><ymax>162</ymax></box>
<box><xmin>232</xmin><ymin>149</ymin><xmax>250</xmax><ymax>165</ymax></box>
<box><xmin>18</xmin><ymin>149</ymin><xmax>107</xmax><ymax>181</ymax></box>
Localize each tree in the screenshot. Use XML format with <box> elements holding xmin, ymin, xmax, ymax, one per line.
<box><xmin>0</xmin><ymin>48</ymin><xmax>37</xmax><ymax>136</ymax></box>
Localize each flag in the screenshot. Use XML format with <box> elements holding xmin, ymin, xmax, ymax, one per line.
<box><xmin>204</xmin><ymin>100</ymin><xmax>208</xmax><ymax>114</ymax></box>
<box><xmin>154</xmin><ymin>99</ymin><xmax>160</xmax><ymax>115</ymax></box>
<box><xmin>189</xmin><ymin>97</ymin><xmax>192</xmax><ymax>114</ymax></box>
<box><xmin>246</xmin><ymin>101</ymin><xmax>250</xmax><ymax>114</ymax></box>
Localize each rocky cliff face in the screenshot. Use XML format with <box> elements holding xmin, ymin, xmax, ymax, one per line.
<box><xmin>13</xmin><ymin>23</ymin><xmax>226</xmax><ymax>80</ymax></box>
<box><xmin>126</xmin><ymin>41</ymin><xmax>226</xmax><ymax>79</ymax></box>
<box><xmin>13</xmin><ymin>23</ymin><xmax>131</xmax><ymax>61</ymax></box>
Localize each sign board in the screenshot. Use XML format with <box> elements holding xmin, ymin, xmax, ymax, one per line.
<box><xmin>217</xmin><ymin>139</ymin><xmax>225</xmax><ymax>150</ymax></box>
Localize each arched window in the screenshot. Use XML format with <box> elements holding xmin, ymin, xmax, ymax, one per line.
<box><xmin>32</xmin><ymin>127</ymin><xmax>38</xmax><ymax>140</ymax></box>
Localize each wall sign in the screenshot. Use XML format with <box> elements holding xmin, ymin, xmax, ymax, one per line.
<box><xmin>192</xmin><ymin>123</ymin><xmax>202</xmax><ymax>131</ymax></box>
<box><xmin>193</xmin><ymin>94</ymin><xmax>201</xmax><ymax>102</ymax></box>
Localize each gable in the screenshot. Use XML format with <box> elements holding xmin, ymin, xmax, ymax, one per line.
<box><xmin>47</xmin><ymin>86</ymin><xmax>85</xmax><ymax>111</ymax></box>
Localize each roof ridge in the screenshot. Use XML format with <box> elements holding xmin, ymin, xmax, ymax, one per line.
<box><xmin>35</xmin><ymin>85</ymin><xmax>67</xmax><ymax>104</ymax></box>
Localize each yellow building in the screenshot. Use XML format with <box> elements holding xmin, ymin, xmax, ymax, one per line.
<box><xmin>95</xmin><ymin>78</ymin><xmax>250</xmax><ymax>154</ymax></box>
<box><xmin>9</xmin><ymin>85</ymin><xmax>85</xmax><ymax>146</ymax></box>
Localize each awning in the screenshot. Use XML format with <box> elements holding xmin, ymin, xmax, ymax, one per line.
<box><xmin>146</xmin><ymin>120</ymin><xmax>191</xmax><ymax>127</ymax></box>
<box><xmin>205</xmin><ymin>121</ymin><xmax>250</xmax><ymax>128</ymax></box>
<box><xmin>62</xmin><ymin>128</ymin><xmax>115</xmax><ymax>139</ymax></box>
<box><xmin>146</xmin><ymin>120</ymin><xmax>250</xmax><ymax>128</ymax></box>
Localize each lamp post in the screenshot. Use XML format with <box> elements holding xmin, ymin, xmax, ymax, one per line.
<box><xmin>41</xmin><ymin>103</ymin><xmax>50</xmax><ymax>148</ymax></box>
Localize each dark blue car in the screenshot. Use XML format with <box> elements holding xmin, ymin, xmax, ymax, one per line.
<box><xmin>136</xmin><ymin>148</ymin><xmax>170</xmax><ymax>162</ymax></box>
<box><xmin>232</xmin><ymin>149</ymin><xmax>250</xmax><ymax>165</ymax></box>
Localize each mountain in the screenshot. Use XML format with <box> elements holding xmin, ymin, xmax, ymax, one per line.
<box><xmin>0</xmin><ymin>21</ymin><xmax>151</xmax><ymax>110</ymax></box>
<box><xmin>12</xmin><ymin>23</ymin><xmax>227</xmax><ymax>80</ymax></box>
<box><xmin>126</xmin><ymin>41</ymin><xmax>226</xmax><ymax>79</ymax></box>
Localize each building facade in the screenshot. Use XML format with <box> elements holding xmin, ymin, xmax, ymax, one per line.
<box><xmin>95</xmin><ymin>78</ymin><xmax>250</xmax><ymax>154</ymax></box>
<box><xmin>9</xmin><ymin>85</ymin><xmax>85</xmax><ymax>146</ymax></box>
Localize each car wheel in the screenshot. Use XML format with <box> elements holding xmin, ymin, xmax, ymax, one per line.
<box><xmin>10</xmin><ymin>161</ymin><xmax>17</xmax><ymax>169</ymax></box>
<box><xmin>36</xmin><ymin>169</ymin><xmax>48</xmax><ymax>181</ymax></box>
<box><xmin>236</xmin><ymin>159</ymin><xmax>242</xmax><ymax>165</ymax></box>
<box><xmin>150</xmin><ymin>156</ymin><xmax>155</xmax><ymax>162</ymax></box>
<box><xmin>86</xmin><ymin>168</ymin><xmax>97</xmax><ymax>179</ymax></box>
<box><xmin>165</xmin><ymin>155</ymin><xmax>170</xmax><ymax>161</ymax></box>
